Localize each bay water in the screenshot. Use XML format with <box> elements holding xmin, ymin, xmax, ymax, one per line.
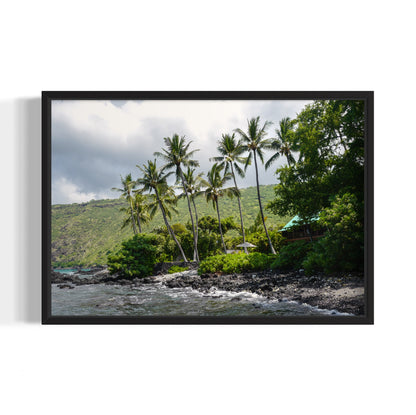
<box><xmin>52</xmin><ymin>281</ymin><xmax>346</xmax><ymax>317</ymax></box>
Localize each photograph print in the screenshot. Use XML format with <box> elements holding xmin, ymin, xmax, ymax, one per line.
<box><xmin>43</xmin><ymin>91</ymin><xmax>373</xmax><ymax>324</ymax></box>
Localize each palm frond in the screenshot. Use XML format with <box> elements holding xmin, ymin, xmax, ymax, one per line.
<box><xmin>257</xmin><ymin>148</ymin><xmax>265</xmax><ymax>164</ymax></box>
<box><xmin>244</xmin><ymin>151</ymin><xmax>252</xmax><ymax>171</ymax></box>
<box><xmin>265</xmin><ymin>152</ymin><xmax>281</xmax><ymax>170</ymax></box>
<box><xmin>234</xmin><ymin>128</ymin><xmax>250</xmax><ymax>143</ymax></box>
<box><xmin>233</xmin><ymin>162</ymin><xmax>245</xmax><ymax>178</ymax></box>
<box><xmin>225</xmin><ymin>186</ymin><xmax>240</xmax><ymax>199</ymax></box>
<box><xmin>287</xmin><ymin>153</ymin><xmax>296</xmax><ymax>165</ymax></box>
<box><xmin>210</xmin><ymin>156</ymin><xmax>225</xmax><ymax>162</ymax></box>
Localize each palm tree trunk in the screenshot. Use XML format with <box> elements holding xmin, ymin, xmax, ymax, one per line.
<box><xmin>230</xmin><ymin>163</ymin><xmax>247</xmax><ymax>254</ymax></box>
<box><xmin>253</xmin><ymin>150</ymin><xmax>276</xmax><ymax>255</ymax></box>
<box><xmin>191</xmin><ymin>197</ymin><xmax>199</xmax><ymax>252</ymax></box>
<box><xmin>179</xmin><ymin>167</ymin><xmax>199</xmax><ymax>262</ymax></box>
<box><xmin>154</xmin><ymin>187</ymin><xmax>187</xmax><ymax>262</ymax></box>
<box><xmin>215</xmin><ymin>199</ymin><xmax>227</xmax><ymax>254</ymax></box>
<box><xmin>137</xmin><ymin>215</ymin><xmax>142</xmax><ymax>233</ymax></box>
<box><xmin>129</xmin><ymin>197</ymin><xmax>138</xmax><ymax>235</ymax></box>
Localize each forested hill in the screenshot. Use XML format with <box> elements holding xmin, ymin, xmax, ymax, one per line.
<box><xmin>52</xmin><ymin>184</ymin><xmax>290</xmax><ymax>267</ymax></box>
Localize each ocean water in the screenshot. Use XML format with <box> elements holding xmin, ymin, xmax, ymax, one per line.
<box><xmin>51</xmin><ymin>282</ymin><xmax>347</xmax><ymax>317</ymax></box>
<box><xmin>54</xmin><ymin>268</ymin><xmax>91</xmax><ymax>275</ymax></box>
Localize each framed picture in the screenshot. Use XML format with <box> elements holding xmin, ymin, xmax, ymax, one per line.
<box><xmin>42</xmin><ymin>91</ymin><xmax>373</xmax><ymax>324</ymax></box>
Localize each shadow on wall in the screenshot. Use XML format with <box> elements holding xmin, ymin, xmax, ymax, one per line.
<box><xmin>0</xmin><ymin>98</ymin><xmax>41</xmax><ymax>324</ymax></box>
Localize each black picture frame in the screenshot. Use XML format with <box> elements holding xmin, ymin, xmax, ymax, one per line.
<box><xmin>42</xmin><ymin>91</ymin><xmax>374</xmax><ymax>325</ymax></box>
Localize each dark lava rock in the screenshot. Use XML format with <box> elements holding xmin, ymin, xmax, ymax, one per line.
<box><xmin>153</xmin><ymin>261</ymin><xmax>198</xmax><ymax>274</ymax></box>
<box><xmin>57</xmin><ymin>284</ymin><xmax>74</xmax><ymax>289</ymax></box>
<box><xmin>141</xmin><ymin>277</ymin><xmax>156</xmax><ymax>284</ymax></box>
<box><xmin>200</xmin><ymin>273</ymin><xmax>211</xmax><ymax>279</ymax></box>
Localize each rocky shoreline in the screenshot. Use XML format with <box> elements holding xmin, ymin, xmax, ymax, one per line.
<box><xmin>51</xmin><ymin>267</ymin><xmax>365</xmax><ymax>315</ymax></box>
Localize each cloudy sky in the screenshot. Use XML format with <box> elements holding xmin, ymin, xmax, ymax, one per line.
<box><xmin>52</xmin><ymin>99</ymin><xmax>311</xmax><ymax>205</ymax></box>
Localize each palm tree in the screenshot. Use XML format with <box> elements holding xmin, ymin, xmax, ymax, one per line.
<box><xmin>265</xmin><ymin>117</ymin><xmax>296</xmax><ymax>169</ymax></box>
<box><xmin>204</xmin><ymin>163</ymin><xmax>238</xmax><ymax>254</ymax></box>
<box><xmin>111</xmin><ymin>173</ymin><xmax>138</xmax><ymax>235</ymax></box>
<box><xmin>136</xmin><ymin>160</ymin><xmax>188</xmax><ymax>262</ymax></box>
<box><xmin>210</xmin><ymin>133</ymin><xmax>249</xmax><ymax>253</ymax></box>
<box><xmin>235</xmin><ymin>117</ymin><xmax>276</xmax><ymax>255</ymax></box>
<box><xmin>154</xmin><ymin>134</ymin><xmax>200</xmax><ymax>262</ymax></box>
<box><xmin>119</xmin><ymin>200</ymin><xmax>151</xmax><ymax>233</ymax></box>
<box><xmin>131</xmin><ymin>191</ymin><xmax>152</xmax><ymax>233</ymax></box>
<box><xmin>178</xmin><ymin>167</ymin><xmax>208</xmax><ymax>252</ymax></box>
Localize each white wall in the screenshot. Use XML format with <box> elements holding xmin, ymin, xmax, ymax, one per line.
<box><xmin>1</xmin><ymin>1</ymin><xmax>415</xmax><ymax>414</ymax></box>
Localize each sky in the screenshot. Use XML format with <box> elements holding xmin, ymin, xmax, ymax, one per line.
<box><xmin>51</xmin><ymin>99</ymin><xmax>311</xmax><ymax>204</ymax></box>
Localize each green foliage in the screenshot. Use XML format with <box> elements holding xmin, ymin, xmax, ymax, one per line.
<box><xmin>267</xmin><ymin>100</ymin><xmax>364</xmax><ymax>219</ymax></box>
<box><xmin>194</xmin><ymin>230</ymin><xmax>223</xmax><ymax>259</ymax></box>
<box><xmin>51</xmin><ymin>199</ymin><xmax>134</xmax><ymax>267</ymax></box>
<box><xmin>204</xmin><ymin>163</ymin><xmax>238</xmax><ymax>213</ymax></box>
<box><xmin>246</xmin><ymin>229</ymin><xmax>285</xmax><ymax>254</ymax></box>
<box><xmin>301</xmin><ymin>245</ymin><xmax>326</xmax><ymax>275</ymax></box>
<box><xmin>197</xmin><ymin>215</ymin><xmax>219</xmax><ymax>233</ymax></box>
<box><xmin>269</xmin><ymin>193</ymin><xmax>364</xmax><ymax>274</ymax></box>
<box><xmin>265</xmin><ymin>117</ymin><xmax>297</xmax><ymax>169</ymax></box>
<box><xmin>266</xmin><ymin>100</ymin><xmax>365</xmax><ymax>273</ymax></box>
<box><xmin>168</xmin><ymin>265</ymin><xmax>189</xmax><ymax>274</ymax></box>
<box><xmin>148</xmin><ymin>223</ymin><xmax>191</xmax><ymax>261</ymax></box>
<box><xmin>304</xmin><ymin>193</ymin><xmax>364</xmax><ymax>273</ymax></box>
<box><xmin>196</xmin><ymin>215</ymin><xmax>237</xmax><ymax>235</ymax></box>
<box><xmin>198</xmin><ymin>252</ymin><xmax>275</xmax><ymax>274</ymax></box>
<box><xmin>107</xmin><ymin>234</ymin><xmax>163</xmax><ymax>278</ymax></box>
<box><xmin>51</xmin><ymin>185</ymin><xmax>290</xmax><ymax>267</ymax></box>
<box><xmin>171</xmin><ymin>223</ymin><xmax>188</xmax><ymax>234</ymax></box>
<box><xmin>112</xmin><ymin>173</ymin><xmax>139</xmax><ymax>234</ymax></box>
<box><xmin>220</xmin><ymin>216</ymin><xmax>239</xmax><ymax>232</ymax></box>
<box><xmin>271</xmin><ymin>240</ymin><xmax>313</xmax><ymax>270</ymax></box>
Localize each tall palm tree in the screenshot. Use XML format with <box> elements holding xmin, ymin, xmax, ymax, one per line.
<box><xmin>235</xmin><ymin>117</ymin><xmax>276</xmax><ymax>255</ymax></box>
<box><xmin>178</xmin><ymin>167</ymin><xmax>208</xmax><ymax>252</ymax></box>
<box><xmin>154</xmin><ymin>134</ymin><xmax>200</xmax><ymax>262</ymax></box>
<box><xmin>136</xmin><ymin>160</ymin><xmax>187</xmax><ymax>262</ymax></box>
<box><xmin>210</xmin><ymin>133</ymin><xmax>249</xmax><ymax>253</ymax></box>
<box><xmin>112</xmin><ymin>173</ymin><xmax>138</xmax><ymax>235</ymax></box>
<box><xmin>265</xmin><ymin>117</ymin><xmax>296</xmax><ymax>169</ymax></box>
<box><xmin>204</xmin><ymin>163</ymin><xmax>238</xmax><ymax>254</ymax></box>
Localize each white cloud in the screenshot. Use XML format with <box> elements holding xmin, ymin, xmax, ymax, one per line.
<box><xmin>52</xmin><ymin>177</ymin><xmax>107</xmax><ymax>204</ymax></box>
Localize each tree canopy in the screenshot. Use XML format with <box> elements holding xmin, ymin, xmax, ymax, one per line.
<box><xmin>267</xmin><ymin>100</ymin><xmax>365</xmax><ymax>220</ymax></box>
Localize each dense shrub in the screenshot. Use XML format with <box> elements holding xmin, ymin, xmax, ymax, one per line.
<box><xmin>198</xmin><ymin>252</ymin><xmax>275</xmax><ymax>274</ymax></box>
<box><xmin>196</xmin><ymin>215</ymin><xmax>238</xmax><ymax>234</ymax></box>
<box><xmin>107</xmin><ymin>234</ymin><xmax>162</xmax><ymax>278</ymax></box>
<box><xmin>270</xmin><ymin>240</ymin><xmax>313</xmax><ymax>270</ymax></box>
<box><xmin>301</xmin><ymin>243</ymin><xmax>326</xmax><ymax>274</ymax></box>
<box><xmin>302</xmin><ymin>193</ymin><xmax>364</xmax><ymax>273</ymax></box>
<box><xmin>151</xmin><ymin>224</ymin><xmax>194</xmax><ymax>261</ymax></box>
<box><xmin>245</xmin><ymin>229</ymin><xmax>286</xmax><ymax>254</ymax></box>
<box><xmin>194</xmin><ymin>215</ymin><xmax>239</xmax><ymax>259</ymax></box>
<box><xmin>168</xmin><ymin>265</ymin><xmax>189</xmax><ymax>274</ymax></box>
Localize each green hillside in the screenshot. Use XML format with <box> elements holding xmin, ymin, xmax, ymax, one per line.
<box><xmin>52</xmin><ymin>185</ymin><xmax>291</xmax><ymax>266</ymax></box>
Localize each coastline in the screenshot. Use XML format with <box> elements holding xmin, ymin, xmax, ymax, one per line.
<box><xmin>52</xmin><ymin>267</ymin><xmax>365</xmax><ymax>315</ymax></box>
<box><xmin>156</xmin><ymin>270</ymin><xmax>364</xmax><ymax>315</ymax></box>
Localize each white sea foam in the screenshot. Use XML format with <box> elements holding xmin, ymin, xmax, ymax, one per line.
<box><xmin>161</xmin><ymin>283</ymin><xmax>353</xmax><ymax>315</ymax></box>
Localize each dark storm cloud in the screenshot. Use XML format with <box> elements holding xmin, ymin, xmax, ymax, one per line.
<box><xmin>52</xmin><ymin>114</ymin><xmax>187</xmax><ymax>203</ymax></box>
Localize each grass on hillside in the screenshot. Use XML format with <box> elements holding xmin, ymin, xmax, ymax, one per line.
<box><xmin>51</xmin><ymin>185</ymin><xmax>291</xmax><ymax>267</ymax></box>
